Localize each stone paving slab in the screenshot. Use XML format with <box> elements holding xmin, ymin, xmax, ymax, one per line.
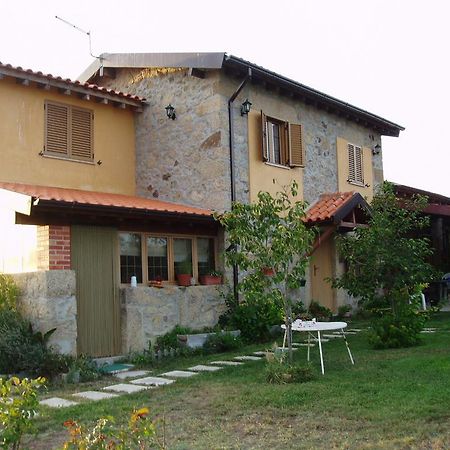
<box><xmin>161</xmin><ymin>370</ymin><xmax>199</xmax><ymax>378</ymax></box>
<box><xmin>40</xmin><ymin>397</ymin><xmax>78</xmax><ymax>408</ymax></box>
<box><xmin>115</xmin><ymin>370</ymin><xmax>150</xmax><ymax>380</ymax></box>
<box><xmin>420</xmin><ymin>330</ymin><xmax>436</xmax><ymax>333</ymax></box>
<box><xmin>323</xmin><ymin>334</ymin><xmax>344</xmax><ymax>338</ymax></box>
<box><xmin>187</xmin><ymin>365</ymin><xmax>223</xmax><ymax>372</ymax></box>
<box><xmin>309</xmin><ymin>338</ymin><xmax>330</xmax><ymax>342</ymax></box>
<box><xmin>73</xmin><ymin>391</ymin><xmax>119</xmax><ymax>401</ymax></box>
<box><xmin>103</xmin><ymin>383</ymin><xmax>149</xmax><ymax>394</ymax></box>
<box><xmin>253</xmin><ymin>351</ymin><xmax>269</xmax><ymax>356</ymax></box>
<box><xmin>234</xmin><ymin>356</ymin><xmax>262</xmax><ymax>361</ymax></box>
<box><xmin>297</xmin><ymin>343</ymin><xmax>316</xmax><ymax>347</ymax></box>
<box><xmin>130</xmin><ymin>376</ymin><xmax>175</xmax><ymax>386</ymax></box>
<box><xmin>276</xmin><ymin>346</ymin><xmax>299</xmax><ymax>351</ymax></box>
<box><xmin>210</xmin><ymin>360</ymin><xmax>244</xmax><ymax>366</ymax></box>
<box><xmin>347</xmin><ymin>329</ymin><xmax>363</xmax><ymax>332</ymax></box>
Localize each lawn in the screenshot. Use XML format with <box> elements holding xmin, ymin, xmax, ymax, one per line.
<box><xmin>27</xmin><ymin>313</ymin><xmax>450</xmax><ymax>449</ymax></box>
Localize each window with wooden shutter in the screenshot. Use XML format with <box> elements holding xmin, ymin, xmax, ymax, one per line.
<box><xmin>288</xmin><ymin>123</ymin><xmax>305</xmax><ymax>167</ymax></box>
<box><xmin>347</xmin><ymin>143</ymin><xmax>364</xmax><ymax>185</ymax></box>
<box><xmin>44</xmin><ymin>101</ymin><xmax>93</xmax><ymax>162</ymax></box>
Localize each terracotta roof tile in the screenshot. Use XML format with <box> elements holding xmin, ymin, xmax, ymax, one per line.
<box><xmin>305</xmin><ymin>192</ymin><xmax>355</xmax><ymax>224</ymax></box>
<box><xmin>0</xmin><ymin>182</ymin><xmax>211</xmax><ymax>218</ymax></box>
<box><xmin>0</xmin><ymin>62</ymin><xmax>146</xmax><ymax>104</ymax></box>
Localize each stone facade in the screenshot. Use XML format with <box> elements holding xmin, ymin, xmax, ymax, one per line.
<box><xmin>120</xmin><ymin>285</ymin><xmax>226</xmax><ymax>353</ymax></box>
<box><xmin>12</xmin><ymin>270</ymin><xmax>77</xmax><ymax>355</ymax></box>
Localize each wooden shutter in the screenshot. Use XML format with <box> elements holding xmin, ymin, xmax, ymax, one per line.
<box><xmin>348</xmin><ymin>143</ymin><xmax>356</xmax><ymax>182</ymax></box>
<box><xmin>71</xmin><ymin>107</ymin><xmax>93</xmax><ymax>161</ymax></box>
<box><xmin>355</xmin><ymin>145</ymin><xmax>364</xmax><ymax>183</ymax></box>
<box><xmin>288</xmin><ymin>123</ymin><xmax>305</xmax><ymax>167</ymax></box>
<box><xmin>261</xmin><ymin>111</ymin><xmax>269</xmax><ymax>161</ymax></box>
<box><xmin>45</xmin><ymin>102</ymin><xmax>69</xmax><ymax>156</ymax></box>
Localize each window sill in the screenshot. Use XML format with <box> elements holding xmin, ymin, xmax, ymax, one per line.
<box><xmin>41</xmin><ymin>153</ymin><xmax>95</xmax><ymax>165</ymax></box>
<box><xmin>264</xmin><ymin>162</ymin><xmax>291</xmax><ymax>170</ymax></box>
<box><xmin>347</xmin><ymin>180</ymin><xmax>366</xmax><ymax>188</ymax></box>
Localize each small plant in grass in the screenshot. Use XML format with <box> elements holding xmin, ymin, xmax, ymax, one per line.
<box><xmin>66</xmin><ymin>355</ymin><xmax>102</xmax><ymax>383</ymax></box>
<box><xmin>155</xmin><ymin>325</ymin><xmax>193</xmax><ymax>351</ymax></box>
<box><xmin>337</xmin><ymin>304</ymin><xmax>352</xmax><ymax>319</ymax></box>
<box><xmin>265</xmin><ymin>349</ymin><xmax>315</xmax><ymax>384</ymax></box>
<box><xmin>216</xmin><ymin>182</ymin><xmax>315</xmax><ymax>361</ymax></box>
<box><xmin>202</xmin><ymin>332</ymin><xmax>242</xmax><ymax>353</ymax></box>
<box><xmin>62</xmin><ymin>407</ymin><xmax>166</xmax><ymax>449</ymax></box>
<box><xmin>0</xmin><ymin>376</ymin><xmax>46</xmax><ymax>450</ymax></box>
<box><xmin>308</xmin><ymin>301</ymin><xmax>332</xmax><ymax>320</ymax></box>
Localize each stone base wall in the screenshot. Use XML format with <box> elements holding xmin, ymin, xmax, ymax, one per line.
<box><xmin>12</xmin><ymin>270</ymin><xmax>77</xmax><ymax>356</ymax></box>
<box><xmin>120</xmin><ymin>285</ymin><xmax>226</xmax><ymax>353</ymax></box>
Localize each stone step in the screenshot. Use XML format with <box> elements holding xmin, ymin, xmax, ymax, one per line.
<box><xmin>187</xmin><ymin>365</ymin><xmax>223</xmax><ymax>372</ymax></box>
<box><xmin>73</xmin><ymin>391</ymin><xmax>119</xmax><ymax>401</ymax></box>
<box><xmin>130</xmin><ymin>376</ymin><xmax>175</xmax><ymax>387</ymax></box>
<box><xmin>210</xmin><ymin>361</ymin><xmax>244</xmax><ymax>366</ymax></box>
<box><xmin>39</xmin><ymin>397</ymin><xmax>78</xmax><ymax>408</ymax></box>
<box><xmin>233</xmin><ymin>355</ymin><xmax>262</xmax><ymax>361</ymax></box>
<box><xmin>115</xmin><ymin>370</ymin><xmax>151</xmax><ymax>380</ymax></box>
<box><xmin>161</xmin><ymin>370</ymin><xmax>199</xmax><ymax>378</ymax></box>
<box><xmin>103</xmin><ymin>383</ymin><xmax>149</xmax><ymax>394</ymax></box>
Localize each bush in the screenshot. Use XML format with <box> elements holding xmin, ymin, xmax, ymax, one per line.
<box><xmin>308</xmin><ymin>301</ymin><xmax>332</xmax><ymax>320</ymax></box>
<box><xmin>155</xmin><ymin>325</ymin><xmax>193</xmax><ymax>351</ymax></box>
<box><xmin>67</xmin><ymin>356</ymin><xmax>102</xmax><ymax>383</ymax></box>
<box><xmin>337</xmin><ymin>304</ymin><xmax>352</xmax><ymax>319</ymax></box>
<box><xmin>203</xmin><ymin>332</ymin><xmax>242</xmax><ymax>353</ymax></box>
<box><xmin>0</xmin><ymin>274</ymin><xmax>19</xmax><ymax>311</ymax></box>
<box><xmin>0</xmin><ymin>377</ymin><xmax>45</xmax><ymax>449</ymax></box>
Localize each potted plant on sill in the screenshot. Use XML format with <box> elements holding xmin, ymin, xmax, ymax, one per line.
<box><xmin>176</xmin><ymin>259</ymin><xmax>193</xmax><ymax>286</ymax></box>
<box><xmin>199</xmin><ymin>270</ymin><xmax>223</xmax><ymax>285</ymax></box>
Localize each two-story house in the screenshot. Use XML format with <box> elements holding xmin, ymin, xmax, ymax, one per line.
<box><xmin>80</xmin><ymin>52</ymin><xmax>403</xmax><ymax>314</ymax></box>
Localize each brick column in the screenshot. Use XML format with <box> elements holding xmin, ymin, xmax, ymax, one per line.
<box><xmin>37</xmin><ymin>225</ymin><xmax>71</xmax><ymax>270</ymax></box>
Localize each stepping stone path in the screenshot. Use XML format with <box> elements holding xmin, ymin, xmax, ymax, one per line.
<box><xmin>130</xmin><ymin>376</ymin><xmax>175</xmax><ymax>386</ymax></box>
<box><xmin>115</xmin><ymin>370</ymin><xmax>150</xmax><ymax>380</ymax></box>
<box><xmin>161</xmin><ymin>370</ymin><xmax>198</xmax><ymax>378</ymax></box>
<box><xmin>40</xmin><ymin>397</ymin><xmax>78</xmax><ymax>408</ymax></box>
<box><xmin>187</xmin><ymin>365</ymin><xmax>222</xmax><ymax>372</ymax></box>
<box><xmin>103</xmin><ymin>383</ymin><xmax>149</xmax><ymax>394</ymax></box>
<box><xmin>234</xmin><ymin>355</ymin><xmax>262</xmax><ymax>361</ymax></box>
<box><xmin>210</xmin><ymin>360</ymin><xmax>243</xmax><ymax>366</ymax></box>
<box><xmin>73</xmin><ymin>391</ymin><xmax>119</xmax><ymax>401</ymax></box>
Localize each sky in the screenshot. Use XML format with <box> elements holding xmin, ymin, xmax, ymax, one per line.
<box><xmin>1</xmin><ymin>0</ymin><xmax>449</xmax><ymax>196</ymax></box>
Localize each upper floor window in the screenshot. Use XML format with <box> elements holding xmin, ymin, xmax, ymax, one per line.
<box><xmin>261</xmin><ymin>112</ymin><xmax>305</xmax><ymax>167</ymax></box>
<box><xmin>44</xmin><ymin>101</ymin><xmax>94</xmax><ymax>162</ymax></box>
<box><xmin>347</xmin><ymin>143</ymin><xmax>364</xmax><ymax>185</ymax></box>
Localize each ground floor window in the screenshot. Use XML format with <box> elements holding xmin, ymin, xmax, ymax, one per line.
<box><xmin>119</xmin><ymin>232</ymin><xmax>216</xmax><ymax>284</ymax></box>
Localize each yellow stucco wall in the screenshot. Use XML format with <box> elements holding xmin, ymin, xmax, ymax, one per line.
<box><xmin>336</xmin><ymin>137</ymin><xmax>373</xmax><ymax>201</ymax></box>
<box><xmin>247</xmin><ymin>110</ymin><xmax>304</xmax><ymax>203</ymax></box>
<box><xmin>0</xmin><ymin>77</ymin><xmax>136</xmax><ymax>195</ymax></box>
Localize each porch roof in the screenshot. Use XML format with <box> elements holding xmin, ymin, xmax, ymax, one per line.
<box><xmin>0</xmin><ymin>182</ymin><xmax>212</xmax><ymax>219</ymax></box>
<box><xmin>305</xmin><ymin>192</ymin><xmax>370</xmax><ymax>227</ymax></box>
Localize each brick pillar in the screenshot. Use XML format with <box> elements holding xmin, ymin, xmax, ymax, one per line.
<box><xmin>37</xmin><ymin>225</ymin><xmax>71</xmax><ymax>270</ymax></box>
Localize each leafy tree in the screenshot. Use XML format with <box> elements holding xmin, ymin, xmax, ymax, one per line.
<box><xmin>216</xmin><ymin>182</ymin><xmax>315</xmax><ymax>361</ymax></box>
<box><xmin>334</xmin><ymin>182</ymin><xmax>435</xmax><ymax>347</ymax></box>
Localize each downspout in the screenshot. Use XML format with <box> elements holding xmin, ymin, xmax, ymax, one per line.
<box><xmin>227</xmin><ymin>67</ymin><xmax>252</xmax><ymax>301</ymax></box>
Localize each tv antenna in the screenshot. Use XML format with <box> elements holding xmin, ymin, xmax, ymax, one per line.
<box><xmin>55</xmin><ymin>16</ymin><xmax>103</xmax><ymax>69</ymax></box>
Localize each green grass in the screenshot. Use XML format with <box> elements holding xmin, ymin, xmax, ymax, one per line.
<box><xmin>25</xmin><ymin>313</ymin><xmax>450</xmax><ymax>449</ymax></box>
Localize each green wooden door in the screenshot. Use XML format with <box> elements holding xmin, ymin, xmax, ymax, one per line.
<box><xmin>71</xmin><ymin>226</ymin><xmax>121</xmax><ymax>357</ymax></box>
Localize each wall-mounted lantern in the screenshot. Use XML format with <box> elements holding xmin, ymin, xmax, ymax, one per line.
<box><xmin>240</xmin><ymin>98</ymin><xmax>252</xmax><ymax>116</ymax></box>
<box><xmin>372</xmin><ymin>144</ymin><xmax>381</xmax><ymax>155</ymax></box>
<box><xmin>165</xmin><ymin>104</ymin><xmax>176</xmax><ymax>120</ymax></box>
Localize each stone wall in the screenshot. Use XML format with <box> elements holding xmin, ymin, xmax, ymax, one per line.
<box><xmin>120</xmin><ymin>285</ymin><xmax>226</xmax><ymax>353</ymax></box>
<box><xmin>12</xmin><ymin>270</ymin><xmax>77</xmax><ymax>355</ymax></box>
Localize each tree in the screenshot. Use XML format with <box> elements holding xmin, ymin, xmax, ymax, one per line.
<box><xmin>215</xmin><ymin>182</ymin><xmax>315</xmax><ymax>361</ymax></box>
<box><xmin>334</xmin><ymin>182</ymin><xmax>435</xmax><ymax>348</ymax></box>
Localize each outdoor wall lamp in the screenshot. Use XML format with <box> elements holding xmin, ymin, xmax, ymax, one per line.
<box><xmin>240</xmin><ymin>98</ymin><xmax>252</xmax><ymax>116</ymax></box>
<box><xmin>165</xmin><ymin>104</ymin><xmax>176</xmax><ymax>120</ymax></box>
<box><xmin>372</xmin><ymin>144</ymin><xmax>381</xmax><ymax>155</ymax></box>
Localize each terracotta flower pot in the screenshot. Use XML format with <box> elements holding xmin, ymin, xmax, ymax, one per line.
<box><xmin>176</xmin><ymin>274</ymin><xmax>192</xmax><ymax>286</ymax></box>
<box><xmin>199</xmin><ymin>275</ymin><xmax>222</xmax><ymax>285</ymax></box>
<box><xmin>262</xmin><ymin>267</ymin><xmax>275</xmax><ymax>276</ymax></box>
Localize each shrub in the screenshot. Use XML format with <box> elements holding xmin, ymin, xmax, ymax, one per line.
<box><xmin>155</xmin><ymin>325</ymin><xmax>193</xmax><ymax>351</ymax></box>
<box><xmin>66</xmin><ymin>356</ymin><xmax>102</xmax><ymax>383</ymax></box>
<box><xmin>0</xmin><ymin>376</ymin><xmax>45</xmax><ymax>449</ymax></box>
<box><xmin>0</xmin><ymin>274</ymin><xmax>19</xmax><ymax>311</ymax></box>
<box><xmin>337</xmin><ymin>304</ymin><xmax>352</xmax><ymax>319</ymax></box>
<box><xmin>308</xmin><ymin>301</ymin><xmax>332</xmax><ymax>320</ymax></box>
<box><xmin>62</xmin><ymin>408</ymin><xmax>166</xmax><ymax>449</ymax></box>
<box><xmin>203</xmin><ymin>332</ymin><xmax>242</xmax><ymax>353</ymax></box>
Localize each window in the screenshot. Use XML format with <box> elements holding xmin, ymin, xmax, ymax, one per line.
<box><xmin>119</xmin><ymin>233</ymin><xmax>142</xmax><ymax>284</ymax></box>
<box><xmin>261</xmin><ymin>112</ymin><xmax>305</xmax><ymax>167</ymax></box>
<box><xmin>119</xmin><ymin>233</ymin><xmax>216</xmax><ymax>284</ymax></box>
<box><xmin>44</xmin><ymin>101</ymin><xmax>93</xmax><ymax>162</ymax></box>
<box><xmin>347</xmin><ymin>143</ymin><xmax>364</xmax><ymax>185</ymax></box>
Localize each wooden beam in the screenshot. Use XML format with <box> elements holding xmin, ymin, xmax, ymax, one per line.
<box><xmin>308</xmin><ymin>226</ymin><xmax>336</xmax><ymax>256</ymax></box>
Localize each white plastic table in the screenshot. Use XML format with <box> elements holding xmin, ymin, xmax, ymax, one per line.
<box><xmin>281</xmin><ymin>321</ymin><xmax>355</xmax><ymax>375</ymax></box>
